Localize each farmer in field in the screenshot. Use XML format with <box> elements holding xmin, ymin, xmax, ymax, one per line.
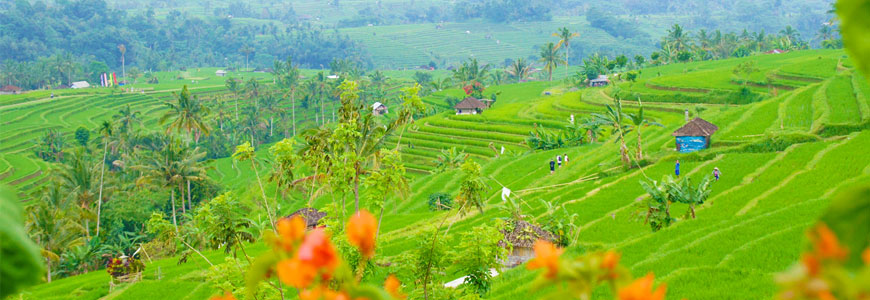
<box><xmin>557</xmin><ymin>155</ymin><xmax>562</xmax><ymax>168</ymax></box>
<box><xmin>564</xmin><ymin>154</ymin><xmax>569</xmax><ymax>166</ymax></box>
<box><xmin>713</xmin><ymin>167</ymin><xmax>721</xmax><ymax>181</ymax></box>
<box><xmin>550</xmin><ymin>159</ymin><xmax>556</xmax><ymax>174</ymax></box>
<box><xmin>675</xmin><ymin>160</ymin><xmax>681</xmax><ymax>177</ymax></box>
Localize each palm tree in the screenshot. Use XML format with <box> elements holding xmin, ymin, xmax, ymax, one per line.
<box><xmin>176</xmin><ymin>146</ymin><xmax>208</xmax><ymax>212</ymax></box>
<box><xmin>451</xmin><ymin>58</ymin><xmax>491</xmax><ymax>88</ymax></box>
<box><xmin>57</xmin><ymin>150</ymin><xmax>98</xmax><ymax>238</ymax></box>
<box><xmin>118</xmin><ymin>44</ymin><xmax>126</xmax><ymax>83</ymax></box>
<box><xmin>260</xmin><ymin>93</ymin><xmax>283</xmax><ymax>138</ymax></box>
<box><xmin>664</xmin><ymin>24</ymin><xmax>688</xmax><ymax>51</ymax></box>
<box><xmin>225</xmin><ymin>77</ymin><xmax>240</xmax><ymax>121</ymax></box>
<box><xmin>241</xmin><ymin>104</ymin><xmax>266</xmax><ymax>146</ymax></box>
<box><xmin>625</xmin><ymin>99</ymin><xmax>663</xmax><ymax>161</ymax></box>
<box><xmin>553</xmin><ymin>27</ymin><xmax>580</xmax><ymax>78</ymax></box>
<box><xmin>433</xmin><ymin>147</ymin><xmax>468</xmax><ymax>173</ymax></box>
<box><xmin>113</xmin><ymin>104</ymin><xmax>141</xmax><ymax>135</ymax></box>
<box><xmin>134</xmin><ymin>140</ymin><xmax>186</xmax><ymax>233</ymax></box>
<box><xmin>505</xmin><ymin>58</ymin><xmax>535</xmax><ymax>83</ymax></box>
<box><xmin>539</xmin><ymin>42</ymin><xmax>565</xmax><ymax>81</ymax></box>
<box><xmin>246</xmin><ymin>78</ymin><xmax>261</xmax><ymax>109</ymax></box>
<box><xmin>591</xmin><ymin>98</ymin><xmax>632</xmax><ymax>166</ymax></box>
<box><xmin>368</xmin><ymin>150</ymin><xmax>409</xmax><ymax>238</ymax></box>
<box><xmin>580</xmin><ymin>117</ymin><xmax>605</xmax><ymax>143</ymax></box>
<box><xmin>277</xmin><ymin>57</ymin><xmax>301</xmax><ymax>136</ymax></box>
<box><xmin>26</xmin><ymin>184</ymin><xmax>85</xmax><ymax>282</ymax></box>
<box><xmin>394</xmin><ymin>84</ymin><xmax>426</xmax><ymax>150</ymax></box>
<box><xmin>240</xmin><ymin>45</ymin><xmax>254</xmax><ymax>72</ymax></box>
<box><xmin>779</xmin><ymin>26</ymin><xmax>800</xmax><ymax>45</ymax></box>
<box><xmin>94</xmin><ymin>121</ymin><xmax>112</xmax><ymax>238</ymax></box>
<box><xmin>159</xmin><ymin>85</ymin><xmax>211</xmax><ymax>143</ymax></box>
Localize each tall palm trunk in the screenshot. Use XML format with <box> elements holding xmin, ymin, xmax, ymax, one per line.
<box><xmin>353</xmin><ymin>174</ymin><xmax>360</xmax><ymax>213</ymax></box>
<box><xmin>251</xmin><ymin>160</ymin><xmax>277</xmax><ymax>231</ymax></box>
<box><xmin>187</xmin><ymin>180</ymin><xmax>192</xmax><ymax>210</ymax></box>
<box><xmin>95</xmin><ymin>138</ymin><xmax>108</xmax><ymax>238</ymax></box>
<box><xmin>291</xmin><ymin>89</ymin><xmax>296</xmax><ymax>136</ymax></box>
<box><xmin>179</xmin><ymin>182</ymin><xmax>186</xmax><ymax>214</ymax></box>
<box><xmin>636</xmin><ymin>127</ymin><xmax>644</xmax><ymax>161</ymax></box>
<box><xmin>46</xmin><ymin>258</ymin><xmax>52</xmax><ymax>283</ymax></box>
<box><xmin>376</xmin><ymin>195</ymin><xmax>387</xmax><ymax>239</ymax></box>
<box><xmin>565</xmin><ymin>44</ymin><xmax>570</xmax><ymax>79</ymax></box>
<box><xmin>269</xmin><ymin>117</ymin><xmax>274</xmax><ymax>137</ymax></box>
<box><xmin>171</xmin><ymin>189</ymin><xmax>178</xmax><ymax>233</ymax></box>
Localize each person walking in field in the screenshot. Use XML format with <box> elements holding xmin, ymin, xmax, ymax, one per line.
<box><xmin>564</xmin><ymin>154</ymin><xmax>569</xmax><ymax>166</ymax></box>
<box><xmin>713</xmin><ymin>167</ymin><xmax>721</xmax><ymax>181</ymax></box>
<box><xmin>557</xmin><ymin>155</ymin><xmax>562</xmax><ymax>168</ymax></box>
<box><xmin>675</xmin><ymin>160</ymin><xmax>681</xmax><ymax>177</ymax></box>
<box><xmin>549</xmin><ymin>159</ymin><xmax>556</xmax><ymax>174</ymax></box>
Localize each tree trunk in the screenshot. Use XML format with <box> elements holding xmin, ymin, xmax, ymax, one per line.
<box><xmin>171</xmin><ymin>189</ymin><xmax>179</xmax><ymax>233</ymax></box>
<box><xmin>187</xmin><ymin>180</ymin><xmax>192</xmax><ymax>210</ymax></box>
<box><xmin>46</xmin><ymin>258</ymin><xmax>52</xmax><ymax>283</ymax></box>
<box><xmin>121</xmin><ymin>55</ymin><xmax>126</xmax><ymax>83</ymax></box>
<box><xmin>636</xmin><ymin>127</ymin><xmax>644</xmax><ymax>161</ymax></box>
<box><xmin>353</xmin><ymin>175</ymin><xmax>360</xmax><ymax>213</ymax></box>
<box><xmin>291</xmin><ymin>88</ymin><xmax>296</xmax><ymax>136</ymax></box>
<box><xmin>252</xmin><ymin>160</ymin><xmax>277</xmax><ymax>232</ymax></box>
<box><xmin>269</xmin><ymin>117</ymin><xmax>274</xmax><ymax>137</ymax></box>
<box><xmin>95</xmin><ymin>138</ymin><xmax>108</xmax><ymax>237</ymax></box>
<box><xmin>376</xmin><ymin>195</ymin><xmax>387</xmax><ymax>239</ymax></box>
<box><xmin>179</xmin><ymin>182</ymin><xmax>186</xmax><ymax>214</ymax></box>
<box><xmin>565</xmin><ymin>45</ymin><xmax>570</xmax><ymax>79</ymax></box>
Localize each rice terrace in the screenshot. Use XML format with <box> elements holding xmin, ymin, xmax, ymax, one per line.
<box><xmin>2</xmin><ymin>0</ymin><xmax>870</xmax><ymax>299</ymax></box>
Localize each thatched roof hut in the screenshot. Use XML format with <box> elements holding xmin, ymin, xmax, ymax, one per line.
<box><xmin>453</xmin><ymin>97</ymin><xmax>489</xmax><ymax>115</ymax></box>
<box><xmin>499</xmin><ymin>220</ymin><xmax>556</xmax><ymax>267</ymax></box>
<box><xmin>672</xmin><ymin>118</ymin><xmax>719</xmax><ymax>153</ymax></box>
<box><xmin>284</xmin><ymin>207</ymin><xmax>326</xmax><ymax>229</ymax></box>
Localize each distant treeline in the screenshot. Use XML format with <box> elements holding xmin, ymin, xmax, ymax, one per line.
<box><xmin>0</xmin><ymin>0</ymin><xmax>370</xmax><ymax>89</ymax></box>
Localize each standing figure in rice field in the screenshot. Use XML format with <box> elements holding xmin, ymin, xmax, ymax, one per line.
<box><xmin>557</xmin><ymin>155</ymin><xmax>562</xmax><ymax>168</ymax></box>
<box><xmin>564</xmin><ymin>153</ymin><xmax>569</xmax><ymax>166</ymax></box>
<box><xmin>713</xmin><ymin>167</ymin><xmax>721</xmax><ymax>181</ymax></box>
<box><xmin>675</xmin><ymin>160</ymin><xmax>681</xmax><ymax>177</ymax></box>
<box><xmin>549</xmin><ymin>159</ymin><xmax>556</xmax><ymax>174</ymax></box>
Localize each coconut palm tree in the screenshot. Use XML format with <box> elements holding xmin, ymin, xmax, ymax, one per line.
<box><xmin>367</xmin><ymin>150</ymin><xmax>409</xmax><ymax>238</ymax></box>
<box><xmin>225</xmin><ymin>77</ymin><xmax>241</xmax><ymax>121</ymax></box>
<box><xmin>505</xmin><ymin>58</ymin><xmax>535</xmax><ymax>83</ymax></box>
<box><xmin>625</xmin><ymin>99</ymin><xmax>663</xmax><ymax>161</ymax></box>
<box><xmin>133</xmin><ymin>140</ymin><xmax>186</xmax><ymax>233</ymax></box>
<box><xmin>239</xmin><ymin>45</ymin><xmax>254</xmax><ymax>72</ymax></box>
<box><xmin>118</xmin><ymin>44</ymin><xmax>126</xmax><ymax>83</ymax></box>
<box><xmin>94</xmin><ymin>121</ymin><xmax>113</xmax><ymax>238</ymax></box>
<box><xmin>553</xmin><ymin>27</ymin><xmax>579</xmax><ymax>78</ymax></box>
<box><xmin>591</xmin><ymin>98</ymin><xmax>632</xmax><ymax>166</ymax></box>
<box><xmin>539</xmin><ymin>42</ymin><xmax>565</xmax><ymax>81</ymax></box>
<box><xmin>276</xmin><ymin>57</ymin><xmax>301</xmax><ymax>136</ymax></box>
<box><xmin>57</xmin><ymin>150</ymin><xmax>98</xmax><ymax>238</ymax></box>
<box><xmin>113</xmin><ymin>104</ymin><xmax>141</xmax><ymax>135</ymax></box>
<box><xmin>26</xmin><ymin>184</ymin><xmax>85</xmax><ymax>283</ymax></box>
<box><xmin>451</xmin><ymin>58</ymin><xmax>491</xmax><ymax>88</ymax></box>
<box><xmin>159</xmin><ymin>85</ymin><xmax>211</xmax><ymax>143</ymax></box>
<box><xmin>394</xmin><ymin>84</ymin><xmax>426</xmax><ymax>150</ymax></box>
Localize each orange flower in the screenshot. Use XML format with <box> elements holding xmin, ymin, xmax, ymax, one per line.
<box><xmin>210</xmin><ymin>292</ymin><xmax>236</xmax><ymax>300</ymax></box>
<box><xmin>526</xmin><ymin>240</ymin><xmax>563</xmax><ymax>279</ymax></box>
<box><xmin>300</xmin><ymin>285</ymin><xmax>346</xmax><ymax>300</ymax></box>
<box><xmin>801</xmin><ymin>253</ymin><xmax>822</xmax><ymax>276</ymax></box>
<box><xmin>808</xmin><ymin>224</ymin><xmax>848</xmax><ymax>261</ymax></box>
<box><xmin>384</xmin><ymin>274</ymin><xmax>406</xmax><ymax>299</ymax></box>
<box><xmin>600</xmin><ymin>251</ymin><xmax>622</xmax><ymax>279</ymax></box>
<box><xmin>277</xmin><ymin>258</ymin><xmax>317</xmax><ymax>288</ymax></box>
<box><xmin>277</xmin><ymin>216</ymin><xmax>307</xmax><ymax>251</ymax></box>
<box><xmin>863</xmin><ymin>248</ymin><xmax>870</xmax><ymax>265</ymax></box>
<box><xmin>347</xmin><ymin>210</ymin><xmax>378</xmax><ymax>258</ymax></box>
<box><xmin>618</xmin><ymin>273</ymin><xmax>667</xmax><ymax>300</ymax></box>
<box><xmin>298</xmin><ymin>228</ymin><xmax>340</xmax><ymax>272</ymax></box>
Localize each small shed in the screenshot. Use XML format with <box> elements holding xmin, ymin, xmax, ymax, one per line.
<box><xmin>71</xmin><ymin>81</ymin><xmax>90</xmax><ymax>89</ymax></box>
<box><xmin>284</xmin><ymin>207</ymin><xmax>327</xmax><ymax>230</ymax></box>
<box><xmin>672</xmin><ymin>118</ymin><xmax>719</xmax><ymax>153</ymax></box>
<box><xmin>372</xmin><ymin>102</ymin><xmax>388</xmax><ymax>116</ymax></box>
<box><xmin>0</xmin><ymin>85</ymin><xmax>22</xmax><ymax>94</ymax></box>
<box><xmin>215</xmin><ymin>70</ymin><xmax>228</xmax><ymax>77</ymax></box>
<box><xmin>453</xmin><ymin>97</ymin><xmax>488</xmax><ymax>115</ymax></box>
<box><xmin>588</xmin><ymin>75</ymin><xmax>609</xmax><ymax>87</ymax></box>
<box><xmin>499</xmin><ymin>220</ymin><xmax>556</xmax><ymax>267</ymax></box>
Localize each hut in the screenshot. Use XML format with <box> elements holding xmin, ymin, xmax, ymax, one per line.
<box><xmin>215</xmin><ymin>70</ymin><xmax>228</xmax><ymax>77</ymax></box>
<box><xmin>284</xmin><ymin>207</ymin><xmax>327</xmax><ymax>230</ymax></box>
<box><xmin>71</xmin><ymin>81</ymin><xmax>91</xmax><ymax>89</ymax></box>
<box><xmin>672</xmin><ymin>117</ymin><xmax>719</xmax><ymax>153</ymax></box>
<box><xmin>499</xmin><ymin>220</ymin><xmax>556</xmax><ymax>267</ymax></box>
<box><xmin>372</xmin><ymin>102</ymin><xmax>388</xmax><ymax>116</ymax></box>
<box><xmin>588</xmin><ymin>75</ymin><xmax>610</xmax><ymax>87</ymax></box>
<box><xmin>453</xmin><ymin>97</ymin><xmax>488</xmax><ymax>115</ymax></box>
<box><xmin>0</xmin><ymin>85</ymin><xmax>22</xmax><ymax>94</ymax></box>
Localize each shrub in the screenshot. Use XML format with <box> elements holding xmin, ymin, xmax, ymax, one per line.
<box><xmin>816</xmin><ymin>120</ymin><xmax>870</xmax><ymax>137</ymax></box>
<box><xmin>106</xmin><ymin>257</ymin><xmax>145</xmax><ymax>278</ymax></box>
<box><xmin>428</xmin><ymin>192</ymin><xmax>453</xmax><ymax>211</ymax></box>
<box><xmin>736</xmin><ymin>133</ymin><xmax>820</xmax><ymax>153</ymax></box>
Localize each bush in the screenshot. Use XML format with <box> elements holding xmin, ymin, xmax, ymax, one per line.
<box><xmin>428</xmin><ymin>193</ymin><xmax>453</xmax><ymax>211</ymax></box>
<box><xmin>816</xmin><ymin>120</ymin><xmax>870</xmax><ymax>137</ymax></box>
<box><xmin>736</xmin><ymin>133</ymin><xmax>820</xmax><ymax>153</ymax></box>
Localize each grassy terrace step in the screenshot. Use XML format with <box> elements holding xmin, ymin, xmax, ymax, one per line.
<box><xmin>824</xmin><ymin>75</ymin><xmax>862</xmax><ymax>124</ymax></box>
<box><xmin>416</xmin><ymin>123</ymin><xmax>526</xmax><ymax>143</ymax></box>
<box><xmin>779</xmin><ymin>85</ymin><xmax>818</xmax><ymax>130</ymax></box>
<box><xmin>425</xmin><ymin>117</ymin><xmax>532</xmax><ymax>136</ymax></box>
